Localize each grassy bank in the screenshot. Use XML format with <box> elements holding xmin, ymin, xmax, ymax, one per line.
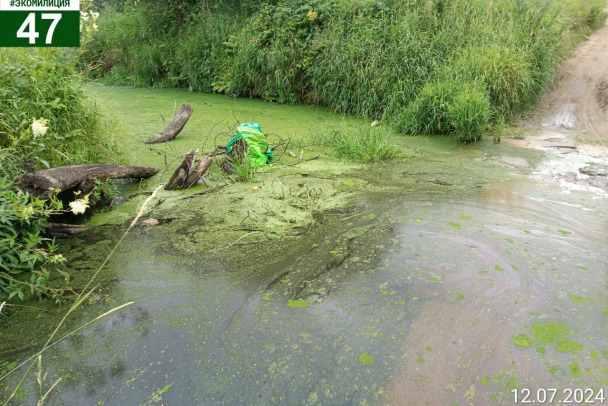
<box><xmin>84</xmin><ymin>0</ymin><xmax>606</xmax><ymax>142</ymax></box>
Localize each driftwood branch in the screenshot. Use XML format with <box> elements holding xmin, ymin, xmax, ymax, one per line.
<box><xmin>181</xmin><ymin>184</ymin><xmax>227</xmax><ymax>200</ymax></box>
<box><xmin>145</xmin><ymin>104</ymin><xmax>193</xmax><ymax>144</ymax></box>
<box><xmin>18</xmin><ymin>164</ymin><xmax>158</xmax><ymax>199</ymax></box>
<box><xmin>165</xmin><ymin>148</ymin><xmax>223</xmax><ymax>190</ymax></box>
<box><xmin>165</xmin><ymin>149</ymin><xmax>197</xmax><ymax>190</ymax></box>
<box><xmin>183</xmin><ymin>155</ymin><xmax>213</xmax><ymax>188</ymax></box>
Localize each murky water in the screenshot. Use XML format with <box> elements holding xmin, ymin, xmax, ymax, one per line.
<box><xmin>1</xmin><ymin>87</ymin><xmax>607</xmax><ymax>405</ymax></box>
<box><xmin>2</xmin><ymin>165</ymin><xmax>606</xmax><ymax>405</ymax></box>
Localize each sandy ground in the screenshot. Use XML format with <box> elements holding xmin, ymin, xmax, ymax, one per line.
<box><xmin>508</xmin><ymin>18</ymin><xmax>608</xmax><ymax>157</ymax></box>
<box><xmin>502</xmin><ymin>18</ymin><xmax>608</xmax><ymax>192</ymax></box>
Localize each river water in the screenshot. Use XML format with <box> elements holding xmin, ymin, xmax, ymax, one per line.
<box><xmin>2</xmin><ymin>163</ymin><xmax>606</xmax><ymax>405</ymax></box>
<box><xmin>1</xmin><ymin>89</ymin><xmax>607</xmax><ymax>405</ymax></box>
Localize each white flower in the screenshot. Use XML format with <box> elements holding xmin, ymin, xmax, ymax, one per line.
<box><xmin>48</xmin><ymin>254</ymin><xmax>66</xmax><ymax>264</ymax></box>
<box><xmin>92</xmin><ymin>23</ymin><xmax>98</xmax><ymax>32</ymax></box>
<box><xmin>91</xmin><ymin>11</ymin><xmax>99</xmax><ymax>19</ymax></box>
<box><xmin>21</xmin><ymin>205</ymin><xmax>35</xmax><ymax>221</ymax></box>
<box><xmin>69</xmin><ymin>199</ymin><xmax>89</xmax><ymax>215</ymax></box>
<box><xmin>31</xmin><ymin>118</ymin><xmax>48</xmax><ymax>137</ymax></box>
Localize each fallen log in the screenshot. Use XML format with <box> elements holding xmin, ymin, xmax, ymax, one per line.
<box><xmin>145</xmin><ymin>104</ymin><xmax>193</xmax><ymax>144</ymax></box>
<box><xmin>18</xmin><ymin>164</ymin><xmax>158</xmax><ymax>199</ymax></box>
<box><xmin>47</xmin><ymin>223</ymin><xmax>88</xmax><ymax>236</ymax></box>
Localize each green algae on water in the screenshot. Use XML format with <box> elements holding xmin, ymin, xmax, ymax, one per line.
<box><xmin>287</xmin><ymin>299</ymin><xmax>309</xmax><ymax>308</ymax></box>
<box><xmin>556</xmin><ymin>338</ymin><xmax>583</xmax><ymax>353</ymax></box>
<box><xmin>359</xmin><ymin>353</ymin><xmax>374</xmax><ymax>365</ymax></box>
<box><xmin>569</xmin><ymin>362</ymin><xmax>583</xmax><ymax>377</ymax></box>
<box><xmin>568</xmin><ymin>294</ymin><xmax>587</xmax><ymax>304</ymax></box>
<box><xmin>494</xmin><ymin>265</ymin><xmax>504</xmax><ymax>271</ymax></box>
<box><xmin>557</xmin><ymin>229</ymin><xmax>572</xmax><ymax>236</ymax></box>
<box><xmin>531</xmin><ymin>322</ymin><xmax>570</xmax><ymax>344</ymax></box>
<box><xmin>512</xmin><ymin>334</ymin><xmax>534</xmax><ymax>348</ymax></box>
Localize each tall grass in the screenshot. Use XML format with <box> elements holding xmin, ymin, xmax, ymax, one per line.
<box><xmin>84</xmin><ymin>0</ymin><xmax>607</xmax><ymax>142</ymax></box>
<box><xmin>310</xmin><ymin>126</ymin><xmax>400</xmax><ymax>162</ymax></box>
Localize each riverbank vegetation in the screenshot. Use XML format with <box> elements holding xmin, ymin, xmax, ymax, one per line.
<box><xmin>84</xmin><ymin>0</ymin><xmax>606</xmax><ymax>142</ymax></box>
<box><xmin>0</xmin><ymin>48</ymin><xmax>120</xmax><ymax>302</ymax></box>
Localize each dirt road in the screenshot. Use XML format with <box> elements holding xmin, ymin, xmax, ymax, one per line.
<box><xmin>512</xmin><ymin>18</ymin><xmax>608</xmax><ymax>156</ymax></box>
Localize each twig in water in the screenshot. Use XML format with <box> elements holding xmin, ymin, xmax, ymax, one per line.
<box><xmin>227</xmin><ymin>231</ymin><xmax>271</xmax><ymax>249</ymax></box>
<box><xmin>180</xmin><ymin>184</ymin><xmax>227</xmax><ymax>200</ymax></box>
<box><xmin>289</xmin><ymin>151</ymin><xmax>321</xmax><ymax>166</ymax></box>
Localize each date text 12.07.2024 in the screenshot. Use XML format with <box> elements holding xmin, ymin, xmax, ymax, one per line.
<box><xmin>512</xmin><ymin>388</ymin><xmax>605</xmax><ymax>404</ymax></box>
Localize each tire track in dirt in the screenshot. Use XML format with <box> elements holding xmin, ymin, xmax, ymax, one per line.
<box><xmin>526</xmin><ymin>18</ymin><xmax>608</xmax><ymax>150</ymax></box>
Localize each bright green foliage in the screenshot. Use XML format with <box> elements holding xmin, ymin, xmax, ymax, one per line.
<box><xmin>398</xmin><ymin>78</ymin><xmax>491</xmax><ymax>142</ymax></box>
<box><xmin>0</xmin><ymin>48</ymin><xmax>120</xmax><ymax>179</ymax></box>
<box><xmin>0</xmin><ymin>49</ymin><xmax>119</xmax><ymax>302</ymax></box>
<box><xmin>0</xmin><ymin>177</ymin><xmax>70</xmax><ymax>302</ymax></box>
<box><xmin>310</xmin><ymin>126</ymin><xmax>400</xmax><ymax>163</ymax></box>
<box><xmin>447</xmin><ymin>83</ymin><xmax>491</xmax><ymax>143</ymax></box>
<box><xmin>84</xmin><ymin>0</ymin><xmax>607</xmax><ymax>142</ymax></box>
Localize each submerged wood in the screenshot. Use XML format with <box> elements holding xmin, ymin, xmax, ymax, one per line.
<box><xmin>18</xmin><ymin>164</ymin><xmax>158</xmax><ymax>199</ymax></box>
<box><xmin>144</xmin><ymin>104</ymin><xmax>193</xmax><ymax>144</ymax></box>
<box><xmin>47</xmin><ymin>223</ymin><xmax>88</xmax><ymax>236</ymax></box>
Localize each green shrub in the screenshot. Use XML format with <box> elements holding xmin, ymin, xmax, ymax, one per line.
<box><xmin>452</xmin><ymin>45</ymin><xmax>536</xmax><ymax>118</ymax></box>
<box><xmin>173</xmin><ymin>11</ymin><xmax>240</xmax><ymax>92</ymax></box>
<box><xmin>0</xmin><ymin>48</ymin><xmax>120</xmax><ymax>179</ymax></box>
<box><xmin>0</xmin><ymin>48</ymin><xmax>119</xmax><ymax>302</ymax></box>
<box><xmin>0</xmin><ymin>177</ymin><xmax>69</xmax><ymax>302</ymax></box>
<box><xmin>448</xmin><ymin>83</ymin><xmax>491</xmax><ymax>143</ymax></box>
<box><xmin>399</xmin><ymin>78</ymin><xmax>490</xmax><ymax>142</ymax></box>
<box><xmin>84</xmin><ymin>0</ymin><xmax>608</xmax><ymax>142</ymax></box>
<box><xmin>398</xmin><ymin>78</ymin><xmax>462</xmax><ymax>136</ymax></box>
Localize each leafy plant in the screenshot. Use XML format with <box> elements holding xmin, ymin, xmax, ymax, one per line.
<box><xmin>0</xmin><ymin>48</ymin><xmax>120</xmax><ymax>179</ymax></box>
<box><xmin>0</xmin><ymin>177</ymin><xmax>70</xmax><ymax>302</ymax></box>
<box><xmin>83</xmin><ymin>0</ymin><xmax>607</xmax><ymax>142</ymax></box>
<box><xmin>227</xmin><ymin>154</ymin><xmax>256</xmax><ymax>182</ymax></box>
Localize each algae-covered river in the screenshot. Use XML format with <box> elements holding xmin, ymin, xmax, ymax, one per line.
<box><xmin>1</xmin><ymin>87</ymin><xmax>607</xmax><ymax>405</ymax></box>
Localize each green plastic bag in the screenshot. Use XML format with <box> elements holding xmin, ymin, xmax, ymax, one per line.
<box><xmin>225</xmin><ymin>123</ymin><xmax>273</xmax><ymax>167</ymax></box>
